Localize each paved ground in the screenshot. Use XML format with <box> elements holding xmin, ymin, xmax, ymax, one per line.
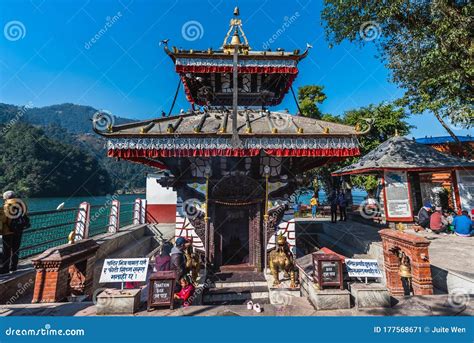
<box><xmin>1</xmin><ymin>294</ymin><xmax>472</xmax><ymax>317</ymax></box>
<box><xmin>297</xmin><ymin>217</ymin><xmax>474</xmax><ymax>285</ymax></box>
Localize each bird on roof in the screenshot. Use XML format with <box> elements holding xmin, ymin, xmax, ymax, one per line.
<box><xmin>306</xmin><ymin>43</ymin><xmax>313</xmax><ymax>49</ymax></box>
<box><xmin>159</xmin><ymin>39</ymin><xmax>169</xmax><ymax>46</ymax></box>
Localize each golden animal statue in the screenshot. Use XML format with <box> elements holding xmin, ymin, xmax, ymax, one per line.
<box><xmin>184</xmin><ymin>244</ymin><xmax>201</xmax><ymax>284</ymax></box>
<box><xmin>268</xmin><ymin>234</ymin><xmax>297</xmax><ymax>288</ymax></box>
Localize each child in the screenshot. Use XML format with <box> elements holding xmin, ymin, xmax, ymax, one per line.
<box><xmin>174</xmin><ymin>276</ymin><xmax>195</xmax><ymax>307</ymax></box>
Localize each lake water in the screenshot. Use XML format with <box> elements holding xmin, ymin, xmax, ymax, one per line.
<box><xmin>5</xmin><ymin>190</ymin><xmax>366</xmax><ymax>213</ymax></box>
<box><xmin>20</xmin><ymin>194</ymin><xmax>145</xmax><ymax>212</ymax></box>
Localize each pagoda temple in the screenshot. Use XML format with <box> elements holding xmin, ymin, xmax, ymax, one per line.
<box><xmin>94</xmin><ymin>8</ymin><xmax>367</xmax><ymax>272</ymax></box>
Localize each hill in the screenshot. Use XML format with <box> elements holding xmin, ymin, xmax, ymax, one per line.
<box><xmin>0</xmin><ymin>103</ymin><xmax>153</xmax><ymax>196</ymax></box>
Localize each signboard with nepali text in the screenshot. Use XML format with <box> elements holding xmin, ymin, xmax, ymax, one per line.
<box><xmin>383</xmin><ymin>170</ymin><xmax>413</xmax><ymax>221</ymax></box>
<box><xmin>99</xmin><ymin>258</ymin><xmax>149</xmax><ymax>283</ymax></box>
<box><xmin>345</xmin><ymin>258</ymin><xmax>383</xmax><ymax>278</ymax></box>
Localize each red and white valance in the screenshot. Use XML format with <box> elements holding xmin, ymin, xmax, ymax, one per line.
<box><xmin>107</xmin><ymin>137</ymin><xmax>360</xmax><ymax>158</ymax></box>
<box><xmin>175</xmin><ymin>57</ymin><xmax>299</xmax><ymax>74</ymax></box>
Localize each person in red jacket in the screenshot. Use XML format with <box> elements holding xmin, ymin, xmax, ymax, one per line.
<box><xmin>174</xmin><ymin>276</ymin><xmax>195</xmax><ymax>307</ymax></box>
<box><xmin>430</xmin><ymin>206</ymin><xmax>448</xmax><ymax>234</ymax></box>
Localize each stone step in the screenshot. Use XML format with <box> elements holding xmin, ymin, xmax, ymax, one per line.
<box><xmin>209</xmin><ymin>271</ymin><xmax>268</xmax><ymax>288</ymax></box>
<box><xmin>203</xmin><ymin>286</ymin><xmax>269</xmax><ymax>305</ymax></box>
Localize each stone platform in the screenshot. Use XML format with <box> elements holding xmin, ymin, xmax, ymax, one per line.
<box><xmin>4</xmin><ymin>292</ymin><xmax>470</xmax><ymax>316</ymax></box>
<box><xmin>349</xmin><ymin>282</ymin><xmax>391</xmax><ymax>309</ymax></box>
<box><xmin>96</xmin><ymin>288</ymin><xmax>141</xmax><ymax>315</ymax></box>
<box><xmin>296</xmin><ymin>218</ymin><xmax>474</xmax><ymax>295</ymax></box>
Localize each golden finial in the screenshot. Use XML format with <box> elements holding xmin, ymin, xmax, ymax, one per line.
<box><xmin>193</xmin><ymin>127</ymin><xmax>201</xmax><ymax>133</ymax></box>
<box><xmin>297</xmin><ymin>127</ymin><xmax>304</xmax><ymax>134</ymax></box>
<box><xmin>272</xmin><ymin>127</ymin><xmax>278</xmax><ymax>134</ymax></box>
<box><xmin>222</xmin><ymin>7</ymin><xmax>250</xmax><ymax>53</ymax></box>
<box><xmin>323</xmin><ymin>127</ymin><xmax>330</xmax><ymax>134</ymax></box>
<box><xmin>245</xmin><ymin>127</ymin><xmax>252</xmax><ymax>134</ymax></box>
<box><xmin>355</xmin><ymin>123</ymin><xmax>361</xmax><ymax>132</ymax></box>
<box><xmin>396</xmin><ymin>222</ymin><xmax>405</xmax><ymax>232</ymax></box>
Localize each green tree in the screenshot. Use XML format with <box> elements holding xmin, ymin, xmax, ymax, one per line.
<box><xmin>321</xmin><ymin>0</ymin><xmax>473</xmax><ymax>143</ymax></box>
<box><xmin>298</xmin><ymin>85</ymin><xmax>327</xmax><ymax>119</ymax></box>
<box><xmin>0</xmin><ymin>123</ymin><xmax>113</xmax><ymax>197</ymax></box>
<box><xmin>306</xmin><ymin>103</ymin><xmax>413</xmax><ymax>193</ymax></box>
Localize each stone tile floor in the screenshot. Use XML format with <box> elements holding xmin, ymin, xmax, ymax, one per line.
<box><xmin>1</xmin><ymin>294</ymin><xmax>472</xmax><ymax>317</ymax></box>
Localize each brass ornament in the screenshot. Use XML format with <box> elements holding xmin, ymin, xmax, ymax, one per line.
<box><xmin>268</xmin><ymin>234</ymin><xmax>297</xmax><ymax>288</ymax></box>
<box><xmin>184</xmin><ymin>245</ymin><xmax>201</xmax><ymax>284</ymax></box>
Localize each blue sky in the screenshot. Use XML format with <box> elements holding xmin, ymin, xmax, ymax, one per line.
<box><xmin>0</xmin><ymin>0</ymin><xmax>471</xmax><ymax>138</ymax></box>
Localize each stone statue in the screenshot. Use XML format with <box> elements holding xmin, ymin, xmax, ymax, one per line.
<box><xmin>268</xmin><ymin>234</ymin><xmax>297</xmax><ymax>288</ymax></box>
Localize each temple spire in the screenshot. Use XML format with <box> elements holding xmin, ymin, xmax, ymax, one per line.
<box><xmin>222</xmin><ymin>6</ymin><xmax>250</xmax><ymax>54</ymax></box>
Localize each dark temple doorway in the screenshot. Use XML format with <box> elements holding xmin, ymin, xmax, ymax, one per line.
<box><xmin>215</xmin><ymin>205</ymin><xmax>250</xmax><ymax>267</ymax></box>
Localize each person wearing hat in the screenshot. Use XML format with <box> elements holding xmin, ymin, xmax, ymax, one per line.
<box><xmin>430</xmin><ymin>206</ymin><xmax>448</xmax><ymax>234</ymax></box>
<box><xmin>1</xmin><ymin>191</ymin><xmax>30</xmax><ymax>274</ymax></box>
<box><xmin>416</xmin><ymin>201</ymin><xmax>432</xmax><ymax>230</ymax></box>
<box><xmin>170</xmin><ymin>237</ymin><xmax>187</xmax><ymax>290</ymax></box>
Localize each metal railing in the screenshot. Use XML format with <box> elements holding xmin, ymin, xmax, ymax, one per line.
<box><xmin>18</xmin><ymin>201</ymin><xmax>143</xmax><ymax>259</ymax></box>
<box><xmin>19</xmin><ymin>207</ymin><xmax>80</xmax><ymax>258</ymax></box>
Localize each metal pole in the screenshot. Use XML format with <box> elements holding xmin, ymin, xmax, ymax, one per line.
<box><xmin>264</xmin><ymin>174</ymin><xmax>269</xmax><ymax>274</ymax></box>
<box><xmin>204</xmin><ymin>175</ymin><xmax>209</xmax><ymax>276</ymax></box>
<box><xmin>231</xmin><ymin>45</ymin><xmax>241</xmax><ymax>147</ymax></box>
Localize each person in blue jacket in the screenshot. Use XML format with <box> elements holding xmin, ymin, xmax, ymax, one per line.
<box><xmin>453</xmin><ymin>211</ymin><xmax>473</xmax><ymax>237</ymax></box>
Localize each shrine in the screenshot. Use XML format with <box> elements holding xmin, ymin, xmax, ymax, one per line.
<box><xmin>333</xmin><ymin>135</ymin><xmax>474</xmax><ymax>225</ymax></box>
<box><xmin>93</xmin><ymin>8</ymin><xmax>367</xmax><ymax>273</ymax></box>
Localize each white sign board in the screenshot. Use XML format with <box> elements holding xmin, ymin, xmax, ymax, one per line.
<box><xmin>345</xmin><ymin>259</ymin><xmax>383</xmax><ymax>278</ymax></box>
<box><xmin>99</xmin><ymin>258</ymin><xmax>149</xmax><ymax>283</ymax></box>
<box><xmin>456</xmin><ymin>170</ymin><xmax>474</xmax><ymax>212</ymax></box>
<box><xmin>384</xmin><ymin>171</ymin><xmax>412</xmax><ymax>219</ymax></box>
